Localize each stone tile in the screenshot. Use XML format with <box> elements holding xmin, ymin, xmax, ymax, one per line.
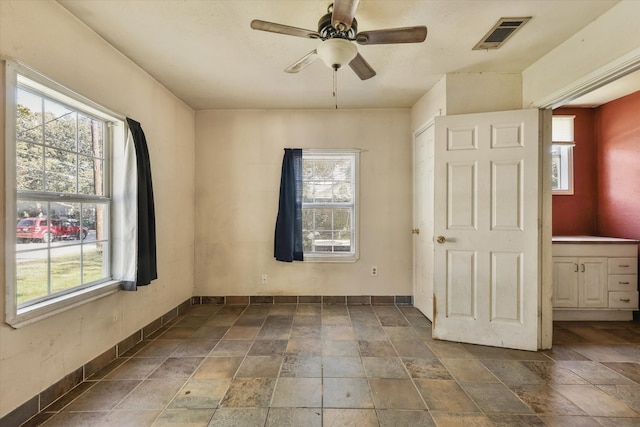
<box><xmin>597</xmin><ymin>384</ymin><xmax>640</xmax><ymax>413</ymax></box>
<box><xmin>323</xmin><ymin>378</ymin><xmax>374</xmax><ymax>408</ymax></box>
<box><xmin>171</xmin><ymin>339</ymin><xmax>218</xmax><ymax>357</ymax></box>
<box><xmin>191</xmin><ymin>325</ymin><xmax>230</xmax><ymax>340</ymax></box>
<box><xmin>97</xmin><ymin>410</ymin><xmax>160</xmax><ymax>426</ymax></box>
<box><xmin>377</xmin><ymin>316</ymin><xmax>410</xmax><ymax>327</ymax></box>
<box><xmin>280</xmin><ymin>355</ymin><xmax>322</xmax><ymax>378</ymax></box>
<box><xmin>266</xmin><ymin>408</ymin><xmax>321</xmax><ymax>427</ymax></box>
<box><xmin>402</xmin><ymin>357</ymin><xmax>453</xmax><ymax>379</ymax></box>
<box><xmin>461</xmin><ymin>382</ymin><xmax>535</xmax><ymax>414</ymax></box>
<box><xmin>440</xmin><ymin>358</ymin><xmax>497</xmax><ymax>382</ymax></box>
<box><xmin>148</xmin><ymin>357</ymin><xmax>204</xmax><ymax>379</ymax></box>
<box><xmin>210</xmin><ymin>340</ymin><xmax>252</xmax><ymax>357</ymax></box>
<box><xmin>523</xmin><ymin>361</ymin><xmax>589</xmax><ymax>384</ymax></box>
<box><xmin>298</xmin><ymin>296</ymin><xmax>321</xmax><ymax>304</ymax></box>
<box><xmin>507</xmin><ymin>384</ymin><xmax>587</xmax><ymax>415</ymax></box>
<box><xmin>384</xmin><ymin>327</ymin><xmax>422</xmax><ymax>342</ymax></box>
<box><xmin>152</xmin><ymin>408</ymin><xmax>214</xmax><ymax>426</ymax></box>
<box><xmin>323</xmin><ymin>340</ymin><xmax>359</xmax><ymax>356</ymax></box>
<box><xmin>274</xmin><ymin>296</ymin><xmax>298</xmax><ymax>304</ymax></box>
<box><xmin>63</xmin><ymin>380</ymin><xmax>140</xmax><ymax>411</ymax></box>
<box><xmin>168</xmin><ymin>378</ymin><xmax>231</xmax><ymax>409</ymax></box>
<box><xmin>323</xmin><ymin>409</ymin><xmax>379</xmax><ymax>426</ymax></box>
<box><xmin>248</xmin><ymin>339</ymin><xmax>287</xmax><ymax>356</ymax></box>
<box><xmin>371</xmin><ymin>296</ymin><xmax>394</xmax><ymax>305</ymax></box>
<box><xmin>358</xmin><ymin>340</ymin><xmax>397</xmax><ymax>357</ymax></box>
<box><xmin>552</xmin><ymin>384</ymin><xmax>639</xmax><ymax>417</ymax></box>
<box><xmin>538</xmin><ymin>415</ymin><xmax>602</xmax><ymax>427</ymax></box>
<box><xmin>369</xmin><ymin>378</ymin><xmax>426</xmax><ymax>409</ymax></box>
<box><xmin>323</xmin><ymin>296</ymin><xmax>346</xmax><ymax>305</ymax></box>
<box><xmin>236</xmin><ymin>356</ymin><xmax>282</xmax><ymax>378</ymax></box>
<box><xmin>104</xmin><ymin>357</ymin><xmax>165</xmax><ymax>380</ymax></box>
<box><xmin>208</xmin><ymin>408</ymin><xmax>268</xmax><ymax>427</ymax></box>
<box><xmin>392</xmin><ymin>340</ymin><xmax>437</xmax><ymax>358</ymax></box>
<box><xmin>414</xmin><ymin>379</ymin><xmax>480</xmax><ymax>412</ymax></box>
<box><xmin>271</xmin><ymin>377</ymin><xmax>322</xmax><ymax>407</ymax></box>
<box><xmin>225</xmin><ymin>296</ymin><xmax>249</xmax><ymax>306</ymax></box>
<box><xmin>223</xmin><ymin>326</ymin><xmax>261</xmax><ymax>340</ymax></box>
<box><xmin>160</xmin><ymin>326</ymin><xmax>198</xmax><ymax>339</ymax></box>
<box><xmin>323</xmin><ymin>325</ymin><xmax>356</xmax><ymax>340</ymax></box>
<box><xmin>462</xmin><ymin>344</ymin><xmax>550</xmax><ymax>361</ymax></box>
<box><xmin>429</xmin><ymin>411</ymin><xmax>493</xmax><ymax>427</ymax></box>
<box><xmin>560</xmin><ymin>361</ymin><xmax>636</xmax><ymax>384</ymax></box>
<box><xmin>595</xmin><ymin>418</ymin><xmax>640</xmax><ymax>427</ymax></box>
<box><xmin>377</xmin><ymin>409</ymin><xmax>436</xmax><ymax>427</ymax></box>
<box><xmin>347</xmin><ymin>295</ymin><xmax>371</xmax><ymax>305</ymax></box>
<box><xmin>542</xmin><ymin>344</ymin><xmax>591</xmax><ymax>361</ymax></box>
<box><xmin>193</xmin><ymin>357</ymin><xmax>242</xmax><ymax>379</ymax></box>
<box><xmin>323</xmin><ymin>356</ymin><xmax>366</xmax><ymax>377</ymax></box>
<box><xmin>485</xmin><ymin>413</ymin><xmax>546</xmax><ymax>426</ymax></box>
<box><xmin>285</xmin><ymin>338</ymin><xmax>322</xmax><ymax>356</ymax></box>
<box><xmin>219</xmin><ymin>378</ymin><xmax>276</xmax><ymax>407</ymax></box>
<box><xmin>362</xmin><ymin>357</ymin><xmax>409</xmax><ymax>378</ymax></box>
<box><xmin>602</xmin><ymin>361</ymin><xmax>640</xmax><ymax>383</ymax></box>
<box><xmin>427</xmin><ymin>341</ymin><xmax>476</xmax><ymax>359</ymax></box>
<box><xmin>482</xmin><ymin>360</ymin><xmax>546</xmax><ymax>384</ymax></box>
<box><xmin>133</xmin><ymin>340</ymin><xmax>183</xmax><ymax>358</ymax></box>
<box><xmin>36</xmin><ymin>411</ymin><xmax>108</xmax><ymax>427</ymax></box>
<box><xmin>115</xmin><ymin>378</ymin><xmax>185</xmax><ymax>410</ymax></box>
<box><xmin>352</xmin><ymin>324</ymin><xmax>387</xmax><ymax>340</ymax></box>
<box><xmin>289</xmin><ymin>325</ymin><xmax>322</xmax><ymax>339</ymax></box>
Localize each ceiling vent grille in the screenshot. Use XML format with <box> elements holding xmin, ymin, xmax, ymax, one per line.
<box><xmin>473</xmin><ymin>17</ymin><xmax>531</xmax><ymax>50</ymax></box>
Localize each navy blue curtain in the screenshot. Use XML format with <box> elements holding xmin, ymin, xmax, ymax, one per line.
<box><xmin>274</xmin><ymin>148</ymin><xmax>303</xmax><ymax>262</ymax></box>
<box><xmin>126</xmin><ymin>118</ymin><xmax>158</xmax><ymax>288</ymax></box>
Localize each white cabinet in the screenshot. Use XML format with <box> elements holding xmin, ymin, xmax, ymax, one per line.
<box><xmin>552</xmin><ymin>237</ymin><xmax>639</xmax><ymax>321</ymax></box>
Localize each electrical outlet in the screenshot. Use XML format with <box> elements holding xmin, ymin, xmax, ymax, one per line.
<box><xmin>261</xmin><ymin>274</ymin><xmax>268</xmax><ymax>285</ymax></box>
<box><xmin>371</xmin><ymin>266</ymin><xmax>378</xmax><ymax>276</ymax></box>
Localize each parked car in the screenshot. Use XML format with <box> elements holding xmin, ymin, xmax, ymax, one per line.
<box><xmin>16</xmin><ymin>217</ymin><xmax>88</xmax><ymax>243</ymax></box>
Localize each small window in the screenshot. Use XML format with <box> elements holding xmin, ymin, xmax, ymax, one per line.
<box><xmin>551</xmin><ymin>115</ymin><xmax>575</xmax><ymax>195</ymax></box>
<box><xmin>302</xmin><ymin>151</ymin><xmax>359</xmax><ymax>261</ymax></box>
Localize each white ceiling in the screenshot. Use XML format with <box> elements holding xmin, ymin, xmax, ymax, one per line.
<box><xmin>57</xmin><ymin>0</ymin><xmax>625</xmax><ymax>110</ymax></box>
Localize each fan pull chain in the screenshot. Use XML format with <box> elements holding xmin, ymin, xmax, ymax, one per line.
<box><xmin>333</xmin><ymin>68</ymin><xmax>338</xmax><ymax>109</ymax></box>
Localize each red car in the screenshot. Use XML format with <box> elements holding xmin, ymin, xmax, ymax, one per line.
<box><xmin>16</xmin><ymin>217</ymin><xmax>88</xmax><ymax>243</ymax></box>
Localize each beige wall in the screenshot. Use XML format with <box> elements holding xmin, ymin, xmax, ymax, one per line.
<box><xmin>0</xmin><ymin>1</ymin><xmax>195</xmax><ymax>417</ymax></box>
<box><xmin>194</xmin><ymin>109</ymin><xmax>413</xmax><ymax>297</ymax></box>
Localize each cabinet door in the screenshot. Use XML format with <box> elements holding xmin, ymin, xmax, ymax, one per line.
<box><xmin>579</xmin><ymin>257</ymin><xmax>608</xmax><ymax>308</ymax></box>
<box><xmin>553</xmin><ymin>257</ymin><xmax>579</xmax><ymax>307</ymax></box>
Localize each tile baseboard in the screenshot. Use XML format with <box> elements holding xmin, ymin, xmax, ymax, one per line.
<box><xmin>191</xmin><ymin>295</ymin><xmax>413</xmax><ymax>306</ymax></box>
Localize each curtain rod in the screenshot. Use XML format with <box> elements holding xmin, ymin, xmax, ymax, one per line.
<box><xmin>285</xmin><ymin>148</ymin><xmax>367</xmax><ymax>152</ymax></box>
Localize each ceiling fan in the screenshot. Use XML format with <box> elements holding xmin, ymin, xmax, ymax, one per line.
<box><xmin>250</xmin><ymin>0</ymin><xmax>427</xmax><ymax>80</ymax></box>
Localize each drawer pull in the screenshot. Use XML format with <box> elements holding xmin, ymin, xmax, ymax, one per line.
<box><xmin>619</xmin><ymin>298</ymin><xmax>631</xmax><ymax>302</ymax></box>
<box><xmin>619</xmin><ymin>281</ymin><xmax>630</xmax><ymax>285</ymax></box>
<box><xmin>619</xmin><ymin>264</ymin><xmax>630</xmax><ymax>268</ymax></box>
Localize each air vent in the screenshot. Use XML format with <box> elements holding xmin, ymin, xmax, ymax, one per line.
<box><xmin>473</xmin><ymin>17</ymin><xmax>531</xmax><ymax>50</ymax></box>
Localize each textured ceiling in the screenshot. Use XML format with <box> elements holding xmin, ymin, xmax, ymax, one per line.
<box><xmin>57</xmin><ymin>0</ymin><xmax>622</xmax><ymax>110</ymax></box>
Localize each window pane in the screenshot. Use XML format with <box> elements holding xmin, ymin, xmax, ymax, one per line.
<box><xmin>313</xmin><ymin>182</ymin><xmax>332</xmax><ymax>202</ymax></box>
<box><xmin>333</xmin><ymin>159</ymin><xmax>351</xmax><ymax>180</ymax></box>
<box><xmin>50</xmin><ymin>247</ymin><xmax>81</xmax><ymax>294</ymax></box>
<box><xmin>78</xmin><ymin>114</ymin><xmax>104</xmax><ymax>158</ymax></box>
<box><xmin>16</xmin><ymin>251</ymin><xmax>49</xmax><ymax>305</ymax></box>
<box><xmin>84</xmin><ymin>202</ymin><xmax>108</xmax><ymax>243</ymax></box>
<box><xmin>83</xmin><ymin>242</ymin><xmax>108</xmax><ymax>284</ymax></box>
<box><xmin>16</xmin><ymin>89</ymin><xmax>43</xmax><ymax>144</ymax></box>
<box><xmin>333</xmin><ymin>209</ymin><xmax>351</xmax><ymax>231</ymax></box>
<box><xmin>314</xmin><ymin>231</ymin><xmax>333</xmax><ymax>252</ymax></box>
<box><xmin>16</xmin><ymin>141</ymin><xmax>44</xmax><ymax>191</ymax></box>
<box><xmin>314</xmin><ymin>209</ymin><xmax>332</xmax><ymax>230</ymax></box>
<box><xmin>333</xmin><ymin>182</ymin><xmax>352</xmax><ymax>202</ymax></box>
<box><xmin>44</xmin><ymin>99</ymin><xmax>77</xmax><ymax>151</ymax></box>
<box><xmin>313</xmin><ymin>160</ymin><xmax>334</xmax><ymax>179</ymax></box>
<box><xmin>45</xmin><ymin>147</ymin><xmax>77</xmax><ymax>193</ymax></box>
<box><xmin>78</xmin><ymin>155</ymin><xmax>104</xmax><ymax>196</ymax></box>
<box><xmin>302</xmin><ymin>182</ymin><xmax>314</xmax><ymax>203</ymax></box>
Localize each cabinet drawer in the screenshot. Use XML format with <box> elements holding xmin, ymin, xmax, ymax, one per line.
<box><xmin>608</xmin><ymin>291</ymin><xmax>639</xmax><ymax>309</ymax></box>
<box><xmin>609</xmin><ymin>275</ymin><xmax>638</xmax><ymax>292</ymax></box>
<box><xmin>608</xmin><ymin>258</ymin><xmax>638</xmax><ymax>275</ymax></box>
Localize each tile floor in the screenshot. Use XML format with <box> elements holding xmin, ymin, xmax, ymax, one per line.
<box><xmin>24</xmin><ymin>304</ymin><xmax>640</xmax><ymax>426</ymax></box>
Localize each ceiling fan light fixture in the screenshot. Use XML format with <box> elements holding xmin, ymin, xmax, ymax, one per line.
<box><xmin>317</xmin><ymin>38</ymin><xmax>357</xmax><ymax>70</ymax></box>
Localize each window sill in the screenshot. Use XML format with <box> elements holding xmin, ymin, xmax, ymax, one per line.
<box><xmin>304</xmin><ymin>254</ymin><xmax>359</xmax><ymax>263</ymax></box>
<box><xmin>6</xmin><ymin>281</ymin><xmax>121</xmax><ymax>329</ymax></box>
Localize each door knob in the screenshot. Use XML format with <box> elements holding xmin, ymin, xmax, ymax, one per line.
<box><xmin>436</xmin><ymin>235</ymin><xmax>446</xmax><ymax>244</ymax></box>
<box><xmin>412</xmin><ymin>228</ymin><xmax>420</xmax><ymax>235</ymax></box>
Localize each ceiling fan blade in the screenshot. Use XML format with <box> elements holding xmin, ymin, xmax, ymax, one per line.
<box><xmin>349</xmin><ymin>53</ymin><xmax>376</xmax><ymax>80</ymax></box>
<box><xmin>332</xmin><ymin>0</ymin><xmax>360</xmax><ymax>32</ymax></box>
<box><xmin>356</xmin><ymin>26</ymin><xmax>428</xmax><ymax>45</ymax></box>
<box><xmin>251</xmin><ymin>19</ymin><xmax>320</xmax><ymax>39</ymax></box>
<box><xmin>285</xmin><ymin>50</ymin><xmax>319</xmax><ymax>73</ymax></box>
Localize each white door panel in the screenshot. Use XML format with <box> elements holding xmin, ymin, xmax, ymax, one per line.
<box><xmin>433</xmin><ymin>109</ymin><xmax>542</xmax><ymax>351</ymax></box>
<box><xmin>413</xmin><ymin>124</ymin><xmax>434</xmax><ymax>320</ymax></box>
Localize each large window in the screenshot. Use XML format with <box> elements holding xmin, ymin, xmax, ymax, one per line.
<box><xmin>5</xmin><ymin>62</ymin><xmax>123</xmax><ymax>326</ymax></box>
<box><xmin>551</xmin><ymin>115</ymin><xmax>575</xmax><ymax>195</ymax></box>
<box><xmin>302</xmin><ymin>151</ymin><xmax>358</xmax><ymax>261</ymax></box>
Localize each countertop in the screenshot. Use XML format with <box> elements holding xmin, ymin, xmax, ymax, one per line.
<box><xmin>552</xmin><ymin>236</ymin><xmax>640</xmax><ymax>244</ymax></box>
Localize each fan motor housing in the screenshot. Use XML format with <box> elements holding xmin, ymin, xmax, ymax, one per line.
<box><xmin>318</xmin><ymin>12</ymin><xmax>357</xmax><ymax>40</ymax></box>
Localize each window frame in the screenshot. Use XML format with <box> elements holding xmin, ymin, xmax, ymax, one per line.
<box><xmin>301</xmin><ymin>149</ymin><xmax>360</xmax><ymax>263</ymax></box>
<box><xmin>4</xmin><ymin>60</ymin><xmax>123</xmax><ymax>328</ymax></box>
<box><xmin>551</xmin><ymin>115</ymin><xmax>575</xmax><ymax>195</ymax></box>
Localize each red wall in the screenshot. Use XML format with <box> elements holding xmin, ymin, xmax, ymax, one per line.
<box><xmin>596</xmin><ymin>91</ymin><xmax>640</xmax><ymax>241</ymax></box>
<box><xmin>552</xmin><ymin>108</ymin><xmax>598</xmax><ymax>235</ymax></box>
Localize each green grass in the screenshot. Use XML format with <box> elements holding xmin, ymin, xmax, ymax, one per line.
<box><xmin>16</xmin><ymin>249</ymin><xmax>106</xmax><ymax>304</ymax></box>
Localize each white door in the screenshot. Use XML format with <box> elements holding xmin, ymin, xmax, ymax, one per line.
<box><xmin>432</xmin><ymin>109</ymin><xmax>544</xmax><ymax>351</ymax></box>
<box><xmin>413</xmin><ymin>123</ymin><xmax>435</xmax><ymax>320</ymax></box>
